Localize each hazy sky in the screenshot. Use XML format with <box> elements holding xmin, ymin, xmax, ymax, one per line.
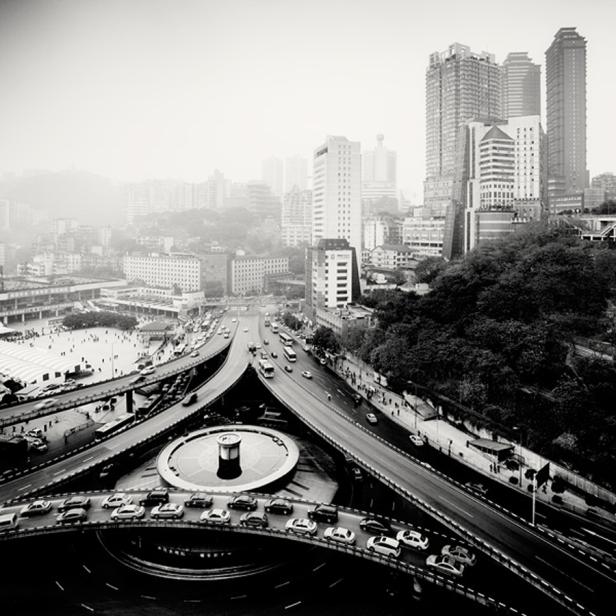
<box><xmin>1</xmin><ymin>0</ymin><xmax>615</xmax><ymax>200</ymax></box>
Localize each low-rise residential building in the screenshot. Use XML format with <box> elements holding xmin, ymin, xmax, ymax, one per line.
<box><xmin>402</xmin><ymin>217</ymin><xmax>445</xmax><ymax>258</ymax></box>
<box><xmin>315</xmin><ymin>304</ymin><xmax>374</xmax><ymax>343</ymax></box>
<box><xmin>369</xmin><ymin>244</ymin><xmax>415</xmax><ymax>270</ymax></box>
<box><xmin>229</xmin><ymin>256</ymin><xmax>289</xmax><ymax>296</ymax></box>
<box><xmin>123</xmin><ymin>253</ymin><xmax>201</xmax><ymax>292</ymax></box>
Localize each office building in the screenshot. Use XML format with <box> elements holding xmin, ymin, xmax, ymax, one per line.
<box><xmin>262</xmin><ymin>157</ymin><xmax>284</xmax><ymax>197</ymax></box>
<box><xmin>591</xmin><ymin>173</ymin><xmax>616</xmax><ymax>201</ymax></box>
<box><xmin>501</xmin><ymin>52</ymin><xmax>541</xmax><ymax>118</ymax></box>
<box><xmin>312</xmin><ymin>135</ymin><xmax>362</xmax><ymax>266</ymax></box>
<box><xmin>229</xmin><ymin>256</ymin><xmax>289</xmax><ymax>296</ymax></box>
<box><xmin>425</xmin><ymin>43</ymin><xmax>503</xmax><ymax>216</ymax></box>
<box><xmin>363</xmin><ymin>215</ymin><xmax>403</xmax><ymax>251</ymax></box>
<box><xmin>362</xmin><ymin>134</ymin><xmax>397</xmax><ymax>208</ymax></box>
<box><xmin>281</xmin><ymin>188</ymin><xmax>312</xmax><ymax>247</ymax></box>
<box><xmin>402</xmin><ymin>217</ymin><xmax>446</xmax><ymax>258</ymax></box>
<box><xmin>123</xmin><ymin>253</ymin><xmax>201</xmax><ymax>292</ymax></box>
<box><xmin>285</xmin><ymin>156</ymin><xmax>308</xmax><ymax>192</ymax></box>
<box><xmin>369</xmin><ymin>244</ymin><xmax>415</xmax><ymax>270</ymax></box>
<box><xmin>545</xmin><ymin>27</ymin><xmax>588</xmax><ymax>201</ymax></box>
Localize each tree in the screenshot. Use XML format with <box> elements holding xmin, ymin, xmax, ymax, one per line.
<box><xmin>312</xmin><ymin>326</ymin><xmax>340</xmax><ymax>355</ymax></box>
<box><xmin>281</xmin><ymin>311</ymin><xmax>302</xmax><ymax>331</ymax></box>
<box><xmin>414</xmin><ymin>256</ymin><xmax>446</xmax><ymax>284</ymax></box>
<box><xmin>391</xmin><ymin>270</ymin><xmax>407</xmax><ymax>286</ymax></box>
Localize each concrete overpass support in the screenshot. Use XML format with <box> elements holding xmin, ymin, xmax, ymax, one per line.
<box><xmin>125</xmin><ymin>390</ymin><xmax>133</xmax><ymax>414</ymax></box>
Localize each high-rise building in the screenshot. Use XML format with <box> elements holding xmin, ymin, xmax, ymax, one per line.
<box><xmin>311</xmin><ymin>136</ymin><xmax>362</xmax><ymax>263</ymax></box>
<box><xmin>545</xmin><ymin>27</ymin><xmax>588</xmax><ymax>202</ymax></box>
<box><xmin>281</xmin><ymin>188</ymin><xmax>312</xmax><ymax>247</ymax></box>
<box><xmin>285</xmin><ymin>156</ymin><xmax>308</xmax><ymax>192</ymax></box>
<box><xmin>424</xmin><ymin>43</ymin><xmax>503</xmax><ymax>216</ymax></box>
<box><xmin>262</xmin><ymin>157</ymin><xmax>284</xmax><ymax>197</ymax></box>
<box><xmin>501</xmin><ymin>52</ymin><xmax>541</xmax><ymax>118</ymax></box>
<box><xmin>361</xmin><ymin>134</ymin><xmax>398</xmax><ymax>210</ymax></box>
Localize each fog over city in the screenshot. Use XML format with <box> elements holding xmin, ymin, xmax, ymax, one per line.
<box><xmin>1</xmin><ymin>2</ymin><xmax>616</xmax><ymax>616</ymax></box>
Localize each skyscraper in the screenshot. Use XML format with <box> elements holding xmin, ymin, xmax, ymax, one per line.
<box><xmin>501</xmin><ymin>52</ymin><xmax>541</xmax><ymax>118</ymax></box>
<box><xmin>361</xmin><ymin>134</ymin><xmax>398</xmax><ymax>209</ymax></box>
<box><xmin>424</xmin><ymin>43</ymin><xmax>503</xmax><ymax>216</ymax></box>
<box><xmin>281</xmin><ymin>188</ymin><xmax>312</xmax><ymax>247</ymax></box>
<box><xmin>545</xmin><ymin>27</ymin><xmax>588</xmax><ymax>202</ymax></box>
<box><xmin>262</xmin><ymin>157</ymin><xmax>284</xmax><ymax>197</ymax></box>
<box><xmin>284</xmin><ymin>156</ymin><xmax>308</xmax><ymax>192</ymax></box>
<box><xmin>311</xmin><ymin>135</ymin><xmax>362</xmax><ymax>261</ymax></box>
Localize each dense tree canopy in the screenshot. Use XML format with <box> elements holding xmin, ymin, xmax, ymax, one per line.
<box><xmin>312</xmin><ymin>326</ymin><xmax>340</xmax><ymax>355</ymax></box>
<box><xmin>357</xmin><ymin>227</ymin><xmax>616</xmax><ymax>488</ymax></box>
<box><xmin>63</xmin><ymin>311</ymin><xmax>138</xmax><ymax>331</ymax></box>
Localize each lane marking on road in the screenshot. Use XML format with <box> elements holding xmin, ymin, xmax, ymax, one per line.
<box><xmin>82</xmin><ymin>564</ymin><xmax>91</xmax><ymax>574</ymax></box>
<box><xmin>440</xmin><ymin>496</ymin><xmax>473</xmax><ymax>517</ymax></box>
<box><xmin>80</xmin><ymin>603</ymin><xmax>94</xmax><ymax>612</ymax></box>
<box><xmin>284</xmin><ymin>601</ymin><xmax>302</xmax><ymax>610</ymax></box>
<box><xmin>230</xmin><ymin>594</ymin><xmax>247</xmax><ymax>600</ymax></box>
<box><xmin>140</xmin><ymin>595</ymin><xmax>157</xmax><ymax>600</ymax></box>
<box><xmin>274</xmin><ymin>581</ymin><xmax>290</xmax><ymax>589</ymax></box>
<box><xmin>105</xmin><ymin>583</ymin><xmax>118</xmax><ymax>591</ymax></box>
<box><xmin>53</xmin><ymin>469</ymin><xmax>67</xmax><ymax>476</ymax></box>
<box><xmin>582</xmin><ymin>527</ymin><xmax>616</xmax><ymax>548</ymax></box>
<box><xmin>17</xmin><ymin>484</ymin><xmax>31</xmax><ymax>491</ymax></box>
<box><xmin>81</xmin><ymin>456</ymin><xmax>94</xmax><ymax>463</ymax></box>
<box><xmin>312</xmin><ymin>562</ymin><xmax>326</xmax><ymax>572</ymax></box>
<box><xmin>55</xmin><ymin>580</ymin><xmax>64</xmax><ymax>591</ymax></box>
<box><xmin>328</xmin><ymin>578</ymin><xmax>343</xmax><ymax>588</ymax></box>
<box><xmin>535</xmin><ymin>556</ymin><xmax>595</xmax><ymax>593</ymax></box>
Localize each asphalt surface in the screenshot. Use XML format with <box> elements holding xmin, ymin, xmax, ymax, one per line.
<box><xmin>257</xmin><ymin>322</ymin><xmax>616</xmax><ymax>616</ymax></box>
<box><xmin>0</xmin><ymin>322</ymin><xmax>234</xmax><ymax>426</ymax></box>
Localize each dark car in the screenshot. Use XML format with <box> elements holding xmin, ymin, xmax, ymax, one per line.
<box><xmin>228</xmin><ymin>494</ymin><xmax>258</xmax><ymax>511</ymax></box>
<box><xmin>308</xmin><ymin>504</ymin><xmax>338</xmax><ymax>524</ymax></box>
<box><xmin>270</xmin><ymin>352</ymin><xmax>278</xmax><ymax>358</ymax></box>
<box><xmin>139</xmin><ymin>488</ymin><xmax>169</xmax><ymax>507</ymax></box>
<box><xmin>264</xmin><ymin>498</ymin><xmax>294</xmax><ymax>515</ymax></box>
<box><xmin>184</xmin><ymin>492</ymin><xmax>214</xmax><ymax>509</ymax></box>
<box><xmin>284</xmin><ymin>365</ymin><xmax>293</xmax><ymax>373</ymax></box>
<box><xmin>239</xmin><ymin>511</ymin><xmax>269</xmax><ymax>529</ymax></box>
<box><xmin>359</xmin><ymin>517</ymin><xmax>393</xmax><ymax>535</ymax></box>
<box><xmin>58</xmin><ymin>495</ymin><xmax>91</xmax><ymax>512</ymax></box>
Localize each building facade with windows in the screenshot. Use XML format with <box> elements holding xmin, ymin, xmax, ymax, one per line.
<box><xmin>281</xmin><ymin>188</ymin><xmax>312</xmax><ymax>247</ymax></box>
<box><xmin>123</xmin><ymin>253</ymin><xmax>201</xmax><ymax>292</ymax></box>
<box><xmin>229</xmin><ymin>256</ymin><xmax>289</xmax><ymax>296</ymax></box>
<box><xmin>402</xmin><ymin>217</ymin><xmax>445</xmax><ymax>258</ymax></box>
<box><xmin>501</xmin><ymin>52</ymin><xmax>541</xmax><ymax>118</ymax></box>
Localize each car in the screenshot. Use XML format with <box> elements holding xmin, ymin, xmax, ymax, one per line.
<box><xmin>191</xmin><ymin>351</ymin><xmax>199</xmax><ymax>358</ymax></box>
<box><xmin>260</xmin><ymin>351</ymin><xmax>268</xmax><ymax>359</ymax></box>
<box><xmin>140</xmin><ymin>366</ymin><xmax>155</xmax><ymax>376</ymax></box>
<box><xmin>110</xmin><ymin>504</ymin><xmax>146</xmax><ymax>521</ymax></box>
<box><xmin>101</xmin><ymin>493</ymin><xmax>133</xmax><ymax>509</ymax></box>
<box><xmin>130</xmin><ymin>375</ymin><xmax>145</xmax><ymax>385</ymax></box>
<box><xmin>232</xmin><ymin>318</ymin><xmax>237</xmax><ymax>323</ymax></box>
<box><xmin>301</xmin><ymin>370</ymin><xmax>312</xmax><ymax>379</ymax></box>
<box><xmin>224</xmin><ymin>333</ymin><xmax>230</xmax><ymax>339</ymax></box>
<box><xmin>365</xmin><ymin>413</ymin><xmax>378</xmax><ymax>425</ymax></box>
<box><xmin>263</xmin><ymin>339</ymin><xmax>269</xmax><ymax>345</ymax></box>
<box><xmin>441</xmin><ymin>544</ymin><xmax>477</xmax><ymax>566</ymax></box>
<box><xmin>270</xmin><ymin>352</ymin><xmax>278</xmax><ymax>358</ymax></box>
<box><xmin>182</xmin><ymin>392</ymin><xmax>198</xmax><ymax>407</ymax></box>
<box><xmin>26</xmin><ymin>429</ymin><xmax>45</xmax><ymax>441</ymax></box>
<box><xmin>366</xmin><ymin>536</ymin><xmax>401</xmax><ymax>558</ymax></box>
<box><xmin>396</xmin><ymin>529</ymin><xmax>429</xmax><ymax>551</ymax></box>
<box><xmin>240</xmin><ymin>511</ymin><xmax>269</xmax><ymax>528</ymax></box>
<box><xmin>426</xmin><ymin>554</ymin><xmax>465</xmax><ymax>577</ymax></box>
<box><xmin>59</xmin><ymin>496</ymin><xmax>91</xmax><ymax>512</ymax></box>
<box><xmin>31</xmin><ymin>441</ymin><xmax>48</xmax><ymax>453</ymax></box>
<box><xmin>409</xmin><ymin>434</ymin><xmax>425</xmax><ymax>447</ymax></box>
<box><xmin>151</xmin><ymin>503</ymin><xmax>184</xmax><ymax>519</ymax></box>
<box><xmin>139</xmin><ymin>488</ymin><xmax>169</xmax><ymax>507</ymax></box>
<box><xmin>284</xmin><ymin>365</ymin><xmax>293</xmax><ymax>373</ymax></box>
<box><xmin>308</xmin><ymin>504</ymin><xmax>338</xmax><ymax>524</ymax></box>
<box><xmin>285</xmin><ymin>517</ymin><xmax>317</xmax><ymax>536</ymax></box>
<box><xmin>324</xmin><ymin>526</ymin><xmax>356</xmax><ymax>545</ymax></box>
<box><xmin>243</xmin><ymin>328</ymin><xmax>249</xmax><ymax>333</ymax></box>
<box><xmin>465</xmin><ymin>482</ymin><xmax>489</xmax><ymax>497</ymax></box>
<box><xmin>228</xmin><ymin>494</ymin><xmax>258</xmax><ymax>511</ymax></box>
<box><xmin>20</xmin><ymin>500</ymin><xmax>53</xmax><ymax>517</ymax></box>
<box><xmin>255</xmin><ymin>344</ymin><xmax>262</xmax><ymax>350</ymax></box>
<box><xmin>359</xmin><ymin>517</ymin><xmax>393</xmax><ymax>535</ymax></box>
<box><xmin>56</xmin><ymin>507</ymin><xmax>88</xmax><ymax>524</ymax></box>
<box><xmin>34</xmin><ymin>399</ymin><xmax>56</xmax><ymax>411</ymax></box>
<box><xmin>200</xmin><ymin>508</ymin><xmax>231</xmax><ymax>526</ymax></box>
<box><xmin>264</xmin><ymin>498</ymin><xmax>294</xmax><ymax>515</ymax></box>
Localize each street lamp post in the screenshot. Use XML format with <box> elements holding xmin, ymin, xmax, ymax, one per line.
<box><xmin>513</xmin><ymin>426</ymin><xmax>524</xmax><ymax>486</ymax></box>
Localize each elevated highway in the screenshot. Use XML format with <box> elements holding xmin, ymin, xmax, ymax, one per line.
<box><xmin>0</xmin><ymin>489</ymin><xmax>520</xmax><ymax>615</ymax></box>
<box><xmin>257</xmin><ymin>328</ymin><xmax>613</xmax><ymax>616</ymax></box>
<box><xmin>0</xmin><ymin>318</ymin><xmax>236</xmax><ymax>428</ymax></box>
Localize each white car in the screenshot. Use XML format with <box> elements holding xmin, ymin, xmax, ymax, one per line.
<box><xmin>20</xmin><ymin>500</ymin><xmax>53</xmax><ymax>516</ymax></box>
<box><xmin>200</xmin><ymin>508</ymin><xmax>231</xmax><ymax>526</ymax></box>
<box><xmin>285</xmin><ymin>517</ymin><xmax>317</xmax><ymax>536</ymax></box>
<box><xmin>301</xmin><ymin>371</ymin><xmax>312</xmax><ymax>379</ymax></box>
<box><xmin>190</xmin><ymin>351</ymin><xmax>199</xmax><ymax>358</ymax></box>
<box><xmin>426</xmin><ymin>554</ymin><xmax>465</xmax><ymax>577</ymax></box>
<box><xmin>34</xmin><ymin>399</ymin><xmax>56</xmax><ymax>411</ymax></box>
<box><xmin>396</xmin><ymin>529</ymin><xmax>429</xmax><ymax>551</ymax></box>
<box><xmin>140</xmin><ymin>366</ymin><xmax>155</xmax><ymax>376</ymax></box>
<box><xmin>243</xmin><ymin>328</ymin><xmax>248</xmax><ymax>333</ymax></box>
<box><xmin>441</xmin><ymin>544</ymin><xmax>477</xmax><ymax>566</ymax></box>
<box><xmin>324</xmin><ymin>526</ymin><xmax>356</xmax><ymax>545</ymax></box>
<box><xmin>151</xmin><ymin>503</ymin><xmax>184</xmax><ymax>519</ymax></box>
<box><xmin>232</xmin><ymin>318</ymin><xmax>237</xmax><ymax>323</ymax></box>
<box><xmin>366</xmin><ymin>536</ymin><xmax>401</xmax><ymax>558</ymax></box>
<box><xmin>110</xmin><ymin>504</ymin><xmax>146</xmax><ymax>521</ymax></box>
<box><xmin>365</xmin><ymin>413</ymin><xmax>378</xmax><ymax>425</ymax></box>
<box><xmin>409</xmin><ymin>434</ymin><xmax>425</xmax><ymax>447</ymax></box>
<box><xmin>101</xmin><ymin>493</ymin><xmax>133</xmax><ymax>509</ymax></box>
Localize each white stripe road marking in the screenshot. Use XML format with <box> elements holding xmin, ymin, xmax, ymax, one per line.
<box><xmin>535</xmin><ymin>556</ymin><xmax>595</xmax><ymax>593</ymax></box>
<box><xmin>274</xmin><ymin>581</ymin><xmax>290</xmax><ymax>589</ymax></box>
<box><xmin>105</xmin><ymin>583</ymin><xmax>119</xmax><ymax>591</ymax></box>
<box><xmin>17</xmin><ymin>484</ymin><xmax>31</xmax><ymax>492</ymax></box>
<box><xmin>441</xmin><ymin>497</ymin><xmax>473</xmax><ymax>518</ymax></box>
<box><xmin>82</xmin><ymin>565</ymin><xmax>91</xmax><ymax>574</ymax></box>
<box><xmin>284</xmin><ymin>601</ymin><xmax>302</xmax><ymax>610</ymax></box>
<box><xmin>312</xmin><ymin>562</ymin><xmax>326</xmax><ymax>572</ymax></box>
<box><xmin>55</xmin><ymin>581</ymin><xmax>64</xmax><ymax>591</ymax></box>
<box><xmin>80</xmin><ymin>604</ymin><xmax>94</xmax><ymax>612</ymax></box>
<box><xmin>81</xmin><ymin>456</ymin><xmax>94</xmax><ymax>463</ymax></box>
<box><xmin>328</xmin><ymin>578</ymin><xmax>343</xmax><ymax>588</ymax></box>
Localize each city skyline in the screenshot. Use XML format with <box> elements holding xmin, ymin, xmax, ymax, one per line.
<box><xmin>1</xmin><ymin>0</ymin><xmax>615</xmax><ymax>201</ymax></box>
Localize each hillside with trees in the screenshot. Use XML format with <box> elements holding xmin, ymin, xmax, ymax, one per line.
<box><xmin>352</xmin><ymin>227</ymin><xmax>616</xmax><ymax>488</ymax></box>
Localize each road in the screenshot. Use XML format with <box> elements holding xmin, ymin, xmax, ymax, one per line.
<box><xmin>259</xmin><ymin>324</ymin><xmax>615</xmax><ymax>616</ymax></box>
<box><xmin>0</xmin><ymin>314</ymin><xmax>254</xmax><ymax>503</ymax></box>
<box><xmin>0</xmin><ymin>321</ymin><xmax>235</xmax><ymax>427</ymax></box>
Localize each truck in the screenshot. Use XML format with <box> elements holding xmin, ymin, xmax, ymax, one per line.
<box><xmin>0</xmin><ymin>435</ymin><xmax>28</xmax><ymax>465</ymax></box>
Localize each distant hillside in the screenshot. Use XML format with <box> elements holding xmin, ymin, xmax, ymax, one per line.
<box><xmin>0</xmin><ymin>170</ymin><xmax>124</xmax><ymax>225</ymax></box>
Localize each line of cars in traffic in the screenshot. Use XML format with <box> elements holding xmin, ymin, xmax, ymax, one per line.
<box><xmin>1</xmin><ymin>489</ymin><xmax>476</xmax><ymax>577</ymax></box>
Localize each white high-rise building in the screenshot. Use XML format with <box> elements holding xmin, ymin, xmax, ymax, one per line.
<box><xmin>285</xmin><ymin>156</ymin><xmax>308</xmax><ymax>192</ymax></box>
<box><xmin>262</xmin><ymin>157</ymin><xmax>284</xmax><ymax>197</ymax></box>
<box><xmin>281</xmin><ymin>188</ymin><xmax>312</xmax><ymax>247</ymax></box>
<box><xmin>311</xmin><ymin>136</ymin><xmax>362</xmax><ymax>266</ymax></box>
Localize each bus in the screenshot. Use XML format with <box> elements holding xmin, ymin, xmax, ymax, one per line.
<box><xmin>94</xmin><ymin>413</ymin><xmax>134</xmax><ymax>440</ymax></box>
<box><xmin>283</xmin><ymin>346</ymin><xmax>297</xmax><ymax>362</ymax></box>
<box><xmin>258</xmin><ymin>359</ymin><xmax>275</xmax><ymax>379</ymax></box>
<box><xmin>279</xmin><ymin>332</ymin><xmax>293</xmax><ymax>346</ymax></box>
<box><xmin>173</xmin><ymin>343</ymin><xmax>187</xmax><ymax>356</ymax></box>
<box><xmin>270</xmin><ymin>323</ymin><xmax>279</xmax><ymax>334</ymax></box>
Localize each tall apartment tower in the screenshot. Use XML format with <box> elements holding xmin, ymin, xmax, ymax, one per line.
<box><xmin>502</xmin><ymin>52</ymin><xmax>541</xmax><ymax>118</ymax></box>
<box><xmin>311</xmin><ymin>136</ymin><xmax>362</xmax><ymax>263</ymax></box>
<box><xmin>285</xmin><ymin>156</ymin><xmax>308</xmax><ymax>192</ymax></box>
<box><xmin>545</xmin><ymin>27</ymin><xmax>588</xmax><ymax>202</ymax></box>
<box><xmin>424</xmin><ymin>43</ymin><xmax>503</xmax><ymax>216</ymax></box>
<box><xmin>262</xmin><ymin>157</ymin><xmax>284</xmax><ymax>197</ymax></box>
